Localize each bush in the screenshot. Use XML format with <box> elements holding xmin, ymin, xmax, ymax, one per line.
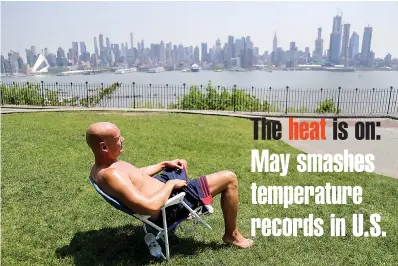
<box><xmin>79</xmin><ymin>83</ymin><xmax>121</xmax><ymax>107</ymax></box>
<box><xmin>171</xmin><ymin>81</ymin><xmax>269</xmax><ymax>111</ymax></box>
<box><xmin>1</xmin><ymin>83</ymin><xmax>62</xmax><ymax>106</ymax></box>
<box><xmin>315</xmin><ymin>98</ymin><xmax>339</xmax><ymax>113</ymax></box>
<box><xmin>1</xmin><ymin>82</ymin><xmax>120</xmax><ymax>107</ymax></box>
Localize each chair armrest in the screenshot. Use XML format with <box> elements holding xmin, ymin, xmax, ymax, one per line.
<box><xmin>162</xmin><ymin>192</ymin><xmax>186</xmax><ymax>209</ymax></box>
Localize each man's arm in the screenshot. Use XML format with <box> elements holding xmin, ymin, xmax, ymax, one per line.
<box><xmin>139</xmin><ymin>161</ymin><xmax>166</xmax><ymax>177</ymax></box>
<box><xmin>101</xmin><ymin>168</ymin><xmax>186</xmax><ymax>216</ymax></box>
<box><xmin>139</xmin><ymin>159</ymin><xmax>185</xmax><ymax>176</ymax></box>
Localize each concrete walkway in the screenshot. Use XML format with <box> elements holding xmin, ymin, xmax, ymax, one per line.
<box><xmin>2</xmin><ymin>105</ymin><xmax>397</xmax><ymax>178</ymax></box>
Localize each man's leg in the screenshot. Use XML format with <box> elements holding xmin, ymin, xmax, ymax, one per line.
<box><xmin>205</xmin><ymin>170</ymin><xmax>253</xmax><ymax>248</ymax></box>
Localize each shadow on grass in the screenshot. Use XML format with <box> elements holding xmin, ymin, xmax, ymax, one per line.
<box><xmin>56</xmin><ymin>224</ymin><xmax>224</xmax><ymax>265</ymax></box>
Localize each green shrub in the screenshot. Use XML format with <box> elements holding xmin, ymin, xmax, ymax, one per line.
<box><xmin>171</xmin><ymin>81</ymin><xmax>269</xmax><ymax>111</ymax></box>
<box><xmin>315</xmin><ymin>98</ymin><xmax>339</xmax><ymax>113</ymax></box>
<box><xmin>79</xmin><ymin>83</ymin><xmax>120</xmax><ymax>107</ymax></box>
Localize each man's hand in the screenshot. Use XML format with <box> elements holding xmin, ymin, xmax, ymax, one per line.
<box><xmin>164</xmin><ymin>159</ymin><xmax>185</xmax><ymax>170</ymax></box>
<box><xmin>168</xmin><ymin>179</ymin><xmax>187</xmax><ymax>189</ymax></box>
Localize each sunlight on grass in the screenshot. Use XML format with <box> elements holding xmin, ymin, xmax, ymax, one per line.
<box><xmin>1</xmin><ymin>111</ymin><xmax>398</xmax><ymax>265</ymax></box>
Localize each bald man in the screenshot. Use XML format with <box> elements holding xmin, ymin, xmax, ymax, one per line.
<box><xmin>86</xmin><ymin>122</ymin><xmax>253</xmax><ymax>249</ymax></box>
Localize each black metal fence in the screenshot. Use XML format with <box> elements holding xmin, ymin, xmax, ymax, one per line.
<box><xmin>1</xmin><ymin>81</ymin><xmax>397</xmax><ymax>115</ymax></box>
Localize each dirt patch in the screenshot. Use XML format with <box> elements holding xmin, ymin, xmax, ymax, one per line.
<box><xmin>96</xmin><ymin>111</ymin><xmax>169</xmax><ymax>117</ymax></box>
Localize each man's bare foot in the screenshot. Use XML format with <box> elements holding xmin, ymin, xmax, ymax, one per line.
<box><xmin>222</xmin><ymin>232</ymin><xmax>254</xmax><ymax>249</ymax></box>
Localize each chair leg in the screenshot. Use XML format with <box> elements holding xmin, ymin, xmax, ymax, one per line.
<box><xmin>180</xmin><ymin>201</ymin><xmax>212</xmax><ymax>230</ymax></box>
<box><xmin>162</xmin><ymin>208</ymin><xmax>170</xmax><ymax>260</ymax></box>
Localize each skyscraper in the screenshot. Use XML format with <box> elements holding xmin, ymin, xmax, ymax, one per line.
<box><xmin>348</xmin><ymin>31</ymin><xmax>359</xmax><ymax>60</ymax></box>
<box><xmin>305</xmin><ymin>47</ymin><xmax>310</xmax><ymax>63</ymax></box>
<box><xmin>272</xmin><ymin>33</ymin><xmax>278</xmax><ymax>64</ymax></box>
<box><xmin>113</xmin><ymin>43</ymin><xmax>120</xmax><ymax>63</ymax></box>
<box><xmin>8</xmin><ymin>51</ymin><xmax>20</xmax><ymax>73</ymax></box>
<box><xmin>56</xmin><ymin>47</ymin><xmax>67</xmax><ymax>66</ymax></box>
<box><xmin>130</xmin><ymin>32</ymin><xmax>134</xmax><ymax>49</ymax></box>
<box><xmin>234</xmin><ymin>37</ymin><xmax>245</xmax><ymax>59</ymax></box>
<box><xmin>31</xmin><ymin>46</ymin><xmax>37</xmax><ymax>55</ymax></box>
<box><xmin>273</xmin><ymin>33</ymin><xmax>277</xmax><ymax>53</ymax></box>
<box><xmin>25</xmin><ymin>48</ymin><xmax>35</xmax><ymax>67</ymax></box>
<box><xmin>341</xmin><ymin>24</ymin><xmax>350</xmax><ymax>64</ymax></box>
<box><xmin>245</xmin><ymin>36</ymin><xmax>253</xmax><ymax>68</ymax></box>
<box><xmin>194</xmin><ymin>45</ymin><xmax>200</xmax><ymax>63</ymax></box>
<box><xmin>72</xmin><ymin>42</ymin><xmax>79</xmax><ymax>64</ymax></box>
<box><xmin>106</xmin><ymin>37</ymin><xmax>110</xmax><ymax>48</ymax></box>
<box><xmin>361</xmin><ymin>26</ymin><xmax>373</xmax><ymax>66</ymax></box>
<box><xmin>228</xmin><ymin>36</ymin><xmax>234</xmax><ymax>61</ymax></box>
<box><xmin>99</xmin><ymin>34</ymin><xmax>104</xmax><ymax>58</ymax></box>
<box><xmin>80</xmin><ymin>42</ymin><xmax>86</xmax><ymax>56</ymax></box>
<box><xmin>289</xmin><ymin>42</ymin><xmax>297</xmax><ymax>66</ymax></box>
<box><xmin>328</xmin><ymin>13</ymin><xmax>343</xmax><ymax>64</ymax></box>
<box><xmin>94</xmin><ymin>37</ymin><xmax>99</xmax><ymax>57</ymax></box>
<box><xmin>121</xmin><ymin>43</ymin><xmax>125</xmax><ymax>58</ymax></box>
<box><xmin>159</xmin><ymin>41</ymin><xmax>165</xmax><ymax>65</ymax></box>
<box><xmin>314</xmin><ymin>28</ymin><xmax>324</xmax><ymax>60</ymax></box>
<box><xmin>201</xmin><ymin>42</ymin><xmax>207</xmax><ymax>62</ymax></box>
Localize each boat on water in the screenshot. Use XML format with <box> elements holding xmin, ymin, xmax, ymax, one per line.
<box><xmin>182</xmin><ymin>68</ymin><xmax>190</xmax><ymax>72</ymax></box>
<box><xmin>190</xmin><ymin>64</ymin><xmax>200</xmax><ymax>72</ymax></box>
<box><xmin>323</xmin><ymin>67</ymin><xmax>355</xmax><ymax>72</ymax></box>
<box><xmin>115</xmin><ymin>68</ymin><xmax>137</xmax><ymax>74</ymax></box>
<box><xmin>147</xmin><ymin>67</ymin><xmax>165</xmax><ymax>73</ymax></box>
<box><xmin>229</xmin><ymin>67</ymin><xmax>245</xmax><ymax>72</ymax></box>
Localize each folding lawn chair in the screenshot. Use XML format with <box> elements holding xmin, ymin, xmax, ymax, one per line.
<box><xmin>89</xmin><ymin>177</ymin><xmax>213</xmax><ymax>260</ymax></box>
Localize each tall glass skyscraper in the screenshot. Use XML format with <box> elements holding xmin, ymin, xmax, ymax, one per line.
<box><xmin>328</xmin><ymin>14</ymin><xmax>342</xmax><ymax>64</ymax></box>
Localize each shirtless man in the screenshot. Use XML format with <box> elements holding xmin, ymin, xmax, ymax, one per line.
<box><xmin>86</xmin><ymin>122</ymin><xmax>253</xmax><ymax>249</ymax></box>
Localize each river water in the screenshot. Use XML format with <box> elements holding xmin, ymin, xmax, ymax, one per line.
<box><xmin>2</xmin><ymin>70</ymin><xmax>398</xmax><ymax>114</ymax></box>
<box><xmin>2</xmin><ymin>70</ymin><xmax>397</xmax><ymax>88</ymax></box>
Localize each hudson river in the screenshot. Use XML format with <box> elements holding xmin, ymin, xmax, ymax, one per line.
<box><xmin>2</xmin><ymin>70</ymin><xmax>397</xmax><ymax>113</ymax></box>
<box><xmin>2</xmin><ymin>70</ymin><xmax>397</xmax><ymax>89</ymax></box>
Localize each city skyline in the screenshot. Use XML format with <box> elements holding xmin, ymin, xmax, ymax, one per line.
<box><xmin>2</xmin><ymin>1</ymin><xmax>398</xmax><ymax>60</ymax></box>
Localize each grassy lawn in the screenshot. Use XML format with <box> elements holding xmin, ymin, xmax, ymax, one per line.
<box><xmin>2</xmin><ymin>111</ymin><xmax>398</xmax><ymax>265</ymax></box>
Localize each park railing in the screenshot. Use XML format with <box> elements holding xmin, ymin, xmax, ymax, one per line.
<box><xmin>1</xmin><ymin>81</ymin><xmax>397</xmax><ymax>115</ymax></box>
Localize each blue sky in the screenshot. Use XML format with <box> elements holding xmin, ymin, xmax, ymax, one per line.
<box><xmin>1</xmin><ymin>1</ymin><xmax>397</xmax><ymax>60</ymax></box>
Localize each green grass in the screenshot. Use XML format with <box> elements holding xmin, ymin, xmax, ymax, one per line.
<box><xmin>1</xmin><ymin>111</ymin><xmax>398</xmax><ymax>266</ymax></box>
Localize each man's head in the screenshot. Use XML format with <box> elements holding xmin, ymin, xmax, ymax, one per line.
<box><xmin>86</xmin><ymin>122</ymin><xmax>125</xmax><ymax>160</ymax></box>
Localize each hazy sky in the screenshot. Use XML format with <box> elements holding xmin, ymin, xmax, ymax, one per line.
<box><xmin>1</xmin><ymin>1</ymin><xmax>398</xmax><ymax>60</ymax></box>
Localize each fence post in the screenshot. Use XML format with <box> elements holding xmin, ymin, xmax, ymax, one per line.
<box><xmin>233</xmin><ymin>85</ymin><xmax>237</xmax><ymax>112</ymax></box>
<box><xmin>200</xmin><ymin>84</ymin><xmax>203</xmax><ymax>110</ymax></box>
<box><xmin>251</xmin><ymin>86</ymin><xmax>254</xmax><ymax>112</ymax></box>
<box><xmin>85</xmin><ymin>81</ymin><xmax>89</xmax><ymax>107</ymax></box>
<box><xmin>149</xmin><ymin>83</ymin><xmax>152</xmax><ymax>109</ymax></box>
<box><xmin>387</xmin><ymin>86</ymin><xmax>393</xmax><ymax>114</ymax></box>
<box><xmin>336</xmin><ymin>86</ymin><xmax>341</xmax><ymax>114</ymax></box>
<box><xmin>41</xmin><ymin>81</ymin><xmax>45</xmax><ymax>106</ymax></box>
<box><xmin>183</xmin><ymin>83</ymin><xmax>186</xmax><ymax>110</ymax></box>
<box><xmin>285</xmin><ymin>86</ymin><xmax>289</xmax><ymax>114</ymax></box>
<box><xmin>132</xmin><ymin>82</ymin><xmax>136</xmax><ymax>109</ymax></box>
